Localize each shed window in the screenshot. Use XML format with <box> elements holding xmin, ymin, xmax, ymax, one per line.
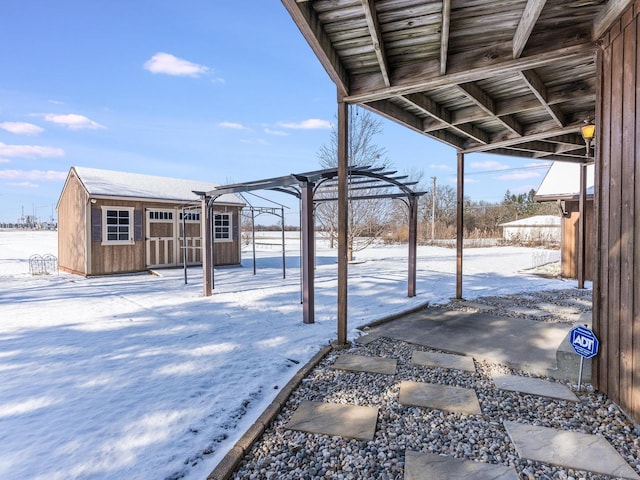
<box><xmin>102</xmin><ymin>207</ymin><xmax>135</xmax><ymax>245</ymax></box>
<box><xmin>214</xmin><ymin>213</ymin><xmax>232</xmax><ymax>241</ymax></box>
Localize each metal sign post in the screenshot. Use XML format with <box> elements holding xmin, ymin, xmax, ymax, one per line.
<box><xmin>569</xmin><ymin>324</ymin><xmax>600</xmax><ymax>390</ymax></box>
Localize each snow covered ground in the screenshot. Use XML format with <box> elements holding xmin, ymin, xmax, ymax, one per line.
<box><xmin>0</xmin><ymin>230</ymin><xmax>576</xmax><ymax>480</ymax></box>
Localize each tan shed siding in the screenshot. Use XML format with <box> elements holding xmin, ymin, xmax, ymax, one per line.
<box><xmin>213</xmin><ymin>207</ymin><xmax>241</xmax><ymax>265</ymax></box>
<box><xmin>89</xmin><ymin>200</ymin><xmax>146</xmax><ymax>275</ymax></box>
<box><xmin>58</xmin><ymin>173</ymin><xmax>89</xmax><ymax>275</ymax></box>
<box><xmin>594</xmin><ymin>1</ymin><xmax>640</xmax><ymax>424</ymax></box>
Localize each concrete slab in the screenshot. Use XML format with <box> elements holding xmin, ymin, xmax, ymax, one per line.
<box><xmin>411</xmin><ymin>350</ymin><xmax>476</xmax><ymax>373</ymax></box>
<box><xmin>491</xmin><ymin>373</ymin><xmax>579</xmax><ymax>402</ymax></box>
<box><xmin>367</xmin><ymin>308</ymin><xmax>571</xmax><ymax>376</ymax></box>
<box><xmin>504</xmin><ymin>421</ymin><xmax>640</xmax><ymax>479</ymax></box>
<box><xmin>285</xmin><ymin>401</ymin><xmax>378</xmax><ymax>441</ymax></box>
<box><xmin>333</xmin><ymin>354</ymin><xmax>397</xmax><ymax>375</ymax></box>
<box><xmin>399</xmin><ymin>381</ymin><xmax>481</xmax><ymax>415</ymax></box>
<box><xmin>404</xmin><ymin>451</ymin><xmax>518</xmax><ymax>480</ymax></box>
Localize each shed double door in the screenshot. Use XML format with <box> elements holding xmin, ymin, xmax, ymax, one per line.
<box><xmin>145</xmin><ymin>208</ymin><xmax>202</xmax><ymax>268</ymax></box>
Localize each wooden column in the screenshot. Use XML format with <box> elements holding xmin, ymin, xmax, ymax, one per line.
<box><xmin>201</xmin><ymin>195</ymin><xmax>213</xmax><ymax>297</ymax></box>
<box><xmin>456</xmin><ymin>152</ymin><xmax>464</xmax><ymax>299</ymax></box>
<box><xmin>300</xmin><ymin>182</ymin><xmax>315</xmax><ymax>324</ymax></box>
<box><xmin>408</xmin><ymin>195</ymin><xmax>417</xmax><ymax>297</ymax></box>
<box><xmin>577</xmin><ymin>162</ymin><xmax>587</xmax><ymax>289</ymax></box>
<box><xmin>336</xmin><ymin>95</ymin><xmax>349</xmax><ymax>345</ymax></box>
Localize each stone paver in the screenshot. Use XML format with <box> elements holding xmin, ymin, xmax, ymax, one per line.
<box><xmin>506</xmin><ymin>306</ymin><xmax>552</xmax><ymax>318</ymax></box>
<box><xmin>332</xmin><ymin>353</ymin><xmax>397</xmax><ymax>375</ymax></box>
<box><xmin>367</xmin><ymin>309</ymin><xmax>570</xmax><ymax>376</ymax></box>
<box><xmin>411</xmin><ymin>350</ymin><xmax>476</xmax><ymax>373</ymax></box>
<box><xmin>535</xmin><ymin>302</ymin><xmax>580</xmax><ymax>316</ymax></box>
<box><xmin>285</xmin><ymin>400</ymin><xmax>379</xmax><ymax>441</ymax></box>
<box><xmin>404</xmin><ymin>451</ymin><xmax>518</xmax><ymax>480</ymax></box>
<box><xmin>504</xmin><ymin>421</ymin><xmax>640</xmax><ymax>479</ymax></box>
<box><xmin>354</xmin><ymin>334</ymin><xmax>378</xmax><ymax>345</ymax></box>
<box><xmin>492</xmin><ymin>373</ymin><xmax>579</xmax><ymax>402</ymax></box>
<box><xmin>450</xmin><ymin>300</ymin><xmax>497</xmax><ymax>311</ymax></box>
<box><xmin>399</xmin><ymin>381</ymin><xmax>481</xmax><ymax>415</ymax></box>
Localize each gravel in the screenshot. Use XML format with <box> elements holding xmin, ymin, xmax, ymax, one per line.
<box><xmin>231</xmin><ymin>289</ymin><xmax>640</xmax><ymax>480</ymax></box>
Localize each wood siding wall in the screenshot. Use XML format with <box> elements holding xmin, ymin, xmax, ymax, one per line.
<box><xmin>560</xmin><ymin>200</ymin><xmax>594</xmax><ymax>280</ymax></box>
<box><xmin>57</xmin><ymin>172</ymin><xmax>89</xmax><ymax>275</ymax></box>
<box><xmin>594</xmin><ymin>2</ymin><xmax>640</xmax><ymax>424</ymax></box>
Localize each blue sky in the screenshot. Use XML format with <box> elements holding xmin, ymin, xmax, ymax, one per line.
<box><xmin>0</xmin><ymin>1</ymin><xmax>551</xmax><ymax>224</ymax></box>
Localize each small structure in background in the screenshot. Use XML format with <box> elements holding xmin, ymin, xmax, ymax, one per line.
<box><xmin>499</xmin><ymin>215</ymin><xmax>561</xmax><ymax>245</ymax></box>
<box><xmin>534</xmin><ymin>162</ymin><xmax>594</xmax><ymax>280</ymax></box>
<box><xmin>56</xmin><ymin>167</ymin><xmax>245</xmax><ymax>276</ymax></box>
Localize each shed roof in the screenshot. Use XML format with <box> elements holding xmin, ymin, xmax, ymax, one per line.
<box><xmin>70</xmin><ymin>167</ymin><xmax>245</xmax><ymax>206</ymax></box>
<box><xmin>534</xmin><ymin>161</ymin><xmax>594</xmax><ymax>201</ymax></box>
<box><xmin>499</xmin><ymin>215</ymin><xmax>561</xmax><ymax>227</ymax></box>
<box><xmin>282</xmin><ymin>0</ymin><xmax>626</xmax><ymax>163</ymax></box>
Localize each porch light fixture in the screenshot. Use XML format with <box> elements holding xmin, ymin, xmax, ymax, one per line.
<box><xmin>581</xmin><ymin>120</ymin><xmax>595</xmax><ymax>157</ymax></box>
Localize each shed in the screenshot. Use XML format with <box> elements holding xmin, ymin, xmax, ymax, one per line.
<box><xmin>534</xmin><ymin>162</ymin><xmax>595</xmax><ymax>280</ymax></box>
<box><xmin>499</xmin><ymin>215</ymin><xmax>561</xmax><ymax>244</ymax></box>
<box><xmin>56</xmin><ymin>166</ymin><xmax>244</xmax><ymax>276</ymax></box>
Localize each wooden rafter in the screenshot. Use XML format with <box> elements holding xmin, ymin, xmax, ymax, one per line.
<box><xmin>440</xmin><ymin>0</ymin><xmax>451</xmax><ymax>75</ymax></box>
<box><xmin>281</xmin><ymin>0</ymin><xmax>350</xmax><ymax>94</ymax></box>
<box><xmin>463</xmin><ymin>125</ymin><xmax>581</xmax><ymax>153</ymax></box>
<box><xmin>361</xmin><ymin>0</ymin><xmax>390</xmax><ymax>87</ymax></box>
<box><xmin>346</xmin><ymin>42</ymin><xmax>595</xmax><ymax>102</ymax></box>
<box><xmin>457</xmin><ymin>82</ymin><xmax>523</xmax><ymax>136</ymax></box>
<box><xmin>401</xmin><ymin>93</ymin><xmax>489</xmax><ymax>144</ymax></box>
<box><xmin>593</xmin><ymin>0</ymin><xmax>634</xmax><ymax>39</ymax></box>
<box><xmin>513</xmin><ymin>0</ymin><xmax>547</xmax><ymax>58</ymax></box>
<box><xmin>520</xmin><ymin>70</ymin><xmax>565</xmax><ymax>127</ymax></box>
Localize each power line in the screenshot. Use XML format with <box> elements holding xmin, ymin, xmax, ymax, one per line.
<box><xmin>465</xmin><ymin>164</ymin><xmax>550</xmax><ymax>176</ymax></box>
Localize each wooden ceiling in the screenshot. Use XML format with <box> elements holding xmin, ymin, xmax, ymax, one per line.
<box><xmin>283</xmin><ymin>0</ymin><xmax>631</xmax><ymax>163</ymax></box>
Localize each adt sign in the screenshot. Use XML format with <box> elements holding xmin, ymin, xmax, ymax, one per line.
<box><xmin>569</xmin><ymin>325</ymin><xmax>599</xmax><ymax>359</ymax></box>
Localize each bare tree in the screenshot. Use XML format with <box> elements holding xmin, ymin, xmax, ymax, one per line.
<box><xmin>315</xmin><ymin>106</ymin><xmax>395</xmax><ymax>260</ymax></box>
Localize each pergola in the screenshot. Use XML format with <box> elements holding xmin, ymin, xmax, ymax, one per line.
<box><xmin>280</xmin><ymin>0</ymin><xmax>631</xmax><ymax>342</ymax></box>
<box><xmin>197</xmin><ymin>165</ymin><xmax>425</xmax><ymax>326</ymax></box>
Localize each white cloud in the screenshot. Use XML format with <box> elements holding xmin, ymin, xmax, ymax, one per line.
<box><xmin>264</xmin><ymin>128</ymin><xmax>288</xmax><ymax>136</ymax></box>
<box><xmin>0</xmin><ymin>143</ymin><xmax>64</xmax><ymax>159</ymax></box>
<box><xmin>0</xmin><ymin>169</ymin><xmax>67</xmax><ymax>181</ymax></box>
<box><xmin>144</xmin><ymin>52</ymin><xmax>209</xmax><ymax>77</ymax></box>
<box><xmin>217</xmin><ymin>122</ymin><xmax>246</xmax><ymax>130</ymax></box>
<box><xmin>464</xmin><ymin>177</ymin><xmax>479</xmax><ymax>184</ymax></box>
<box><xmin>497</xmin><ymin>171</ymin><xmax>542</xmax><ymax>181</ymax></box>
<box><xmin>7</xmin><ymin>181</ymin><xmax>39</xmax><ymax>188</ymax></box>
<box><xmin>0</xmin><ymin>122</ymin><xmax>43</xmax><ymax>135</ymax></box>
<box><xmin>277</xmin><ymin>119</ymin><xmax>332</xmax><ymax>130</ymax></box>
<box><xmin>0</xmin><ymin>158</ymin><xmax>10</xmax><ymax>163</ymax></box>
<box><xmin>469</xmin><ymin>160</ymin><xmax>509</xmax><ymax>170</ymax></box>
<box><xmin>428</xmin><ymin>163</ymin><xmax>452</xmax><ymax>171</ymax></box>
<box><xmin>43</xmin><ymin>113</ymin><xmax>104</xmax><ymax>130</ymax></box>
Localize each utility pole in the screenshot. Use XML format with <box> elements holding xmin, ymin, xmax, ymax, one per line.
<box><xmin>431</xmin><ymin>176</ymin><xmax>437</xmax><ymax>241</ymax></box>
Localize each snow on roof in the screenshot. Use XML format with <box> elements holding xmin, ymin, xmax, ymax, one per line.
<box><xmin>499</xmin><ymin>215</ymin><xmax>561</xmax><ymax>227</ymax></box>
<box><xmin>72</xmin><ymin>166</ymin><xmax>245</xmax><ymax>205</ymax></box>
<box><xmin>534</xmin><ymin>161</ymin><xmax>594</xmax><ymax>200</ymax></box>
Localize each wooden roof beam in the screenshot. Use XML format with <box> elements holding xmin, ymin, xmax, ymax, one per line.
<box><xmin>346</xmin><ymin>41</ymin><xmax>595</xmax><ymax>102</ymax></box>
<box><xmin>361</xmin><ymin>0</ymin><xmax>391</xmax><ymax>87</ymax></box>
<box><xmin>402</xmin><ymin>93</ymin><xmax>489</xmax><ymax>144</ymax></box>
<box><xmin>463</xmin><ymin>124</ymin><xmax>581</xmax><ymax>153</ymax></box>
<box><xmin>520</xmin><ymin>69</ymin><xmax>565</xmax><ymax>127</ymax></box>
<box><xmin>457</xmin><ymin>82</ymin><xmax>524</xmax><ymax>136</ymax></box>
<box><xmin>440</xmin><ymin>0</ymin><xmax>451</xmax><ymax>75</ymax></box>
<box><xmin>593</xmin><ymin>0</ymin><xmax>634</xmax><ymax>40</ymax></box>
<box><xmin>281</xmin><ymin>0</ymin><xmax>350</xmax><ymax>94</ymax></box>
<box><xmin>513</xmin><ymin>0</ymin><xmax>547</xmax><ymax>58</ymax></box>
